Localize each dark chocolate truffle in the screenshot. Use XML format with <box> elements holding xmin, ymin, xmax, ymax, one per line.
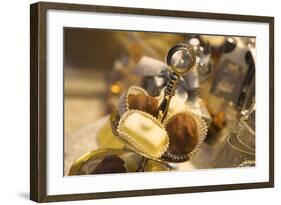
<box><xmin>165</xmin><ymin>113</ymin><xmax>198</xmax><ymax>155</ymax></box>
<box><xmin>91</xmin><ymin>155</ymin><xmax>126</xmax><ymax>174</ymax></box>
<box><xmin>128</xmin><ymin>94</ymin><xmax>158</xmax><ymax>117</ymax></box>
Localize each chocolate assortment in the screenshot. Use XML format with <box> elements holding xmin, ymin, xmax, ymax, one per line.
<box><xmin>68</xmin><ymin>37</ymin><xmax>256</xmax><ymax>175</ymax></box>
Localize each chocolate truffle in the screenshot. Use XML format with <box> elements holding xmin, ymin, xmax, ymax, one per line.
<box><xmin>128</xmin><ymin>94</ymin><xmax>158</xmax><ymax>117</ymax></box>
<box><xmin>165</xmin><ymin>113</ymin><xmax>198</xmax><ymax>155</ymax></box>
<box><xmin>91</xmin><ymin>155</ymin><xmax>126</xmax><ymax>174</ymax></box>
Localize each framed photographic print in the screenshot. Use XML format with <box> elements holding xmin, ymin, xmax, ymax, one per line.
<box><xmin>30</xmin><ymin>1</ymin><xmax>274</xmax><ymax>202</ymax></box>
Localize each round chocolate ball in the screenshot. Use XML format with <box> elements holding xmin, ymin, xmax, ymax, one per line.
<box><xmin>128</xmin><ymin>94</ymin><xmax>158</xmax><ymax>117</ymax></box>
<box><xmin>166</xmin><ymin>113</ymin><xmax>198</xmax><ymax>155</ymax></box>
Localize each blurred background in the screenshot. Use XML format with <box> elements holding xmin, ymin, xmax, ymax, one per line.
<box><xmin>64</xmin><ymin>28</ymin><xmax>256</xmax><ymax>175</ymax></box>
<box><xmin>64</xmin><ymin>28</ymin><xmax>185</xmax><ymax>134</ymax></box>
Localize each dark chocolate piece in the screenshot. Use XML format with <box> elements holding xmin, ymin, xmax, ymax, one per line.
<box><xmin>91</xmin><ymin>154</ymin><xmax>126</xmax><ymax>174</ymax></box>
<box><xmin>128</xmin><ymin>94</ymin><xmax>158</xmax><ymax>117</ymax></box>
<box><xmin>166</xmin><ymin>113</ymin><xmax>198</xmax><ymax>155</ymax></box>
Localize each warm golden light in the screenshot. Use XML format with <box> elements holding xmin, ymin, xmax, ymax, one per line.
<box><xmin>110</xmin><ymin>84</ymin><xmax>121</xmax><ymax>94</ymax></box>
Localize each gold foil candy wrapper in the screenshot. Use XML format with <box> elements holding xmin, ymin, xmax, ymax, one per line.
<box><xmin>116</xmin><ymin>110</ymin><xmax>169</xmax><ymax>159</ymax></box>
<box><xmin>117</xmin><ymin>86</ymin><xmax>149</xmax><ymax>117</ymax></box>
<box><xmin>163</xmin><ymin>109</ymin><xmax>207</xmax><ymax>161</ymax></box>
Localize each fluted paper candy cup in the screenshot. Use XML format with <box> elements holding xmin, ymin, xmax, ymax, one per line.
<box><xmin>117</xmin><ymin>86</ymin><xmax>149</xmax><ymax>117</ymax></box>
<box><xmin>118</xmin><ymin>86</ymin><xmax>159</xmax><ymax>118</ymax></box>
<box><xmin>163</xmin><ymin>109</ymin><xmax>207</xmax><ymax>161</ymax></box>
<box><xmin>116</xmin><ymin>110</ymin><xmax>169</xmax><ymax>159</ymax></box>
